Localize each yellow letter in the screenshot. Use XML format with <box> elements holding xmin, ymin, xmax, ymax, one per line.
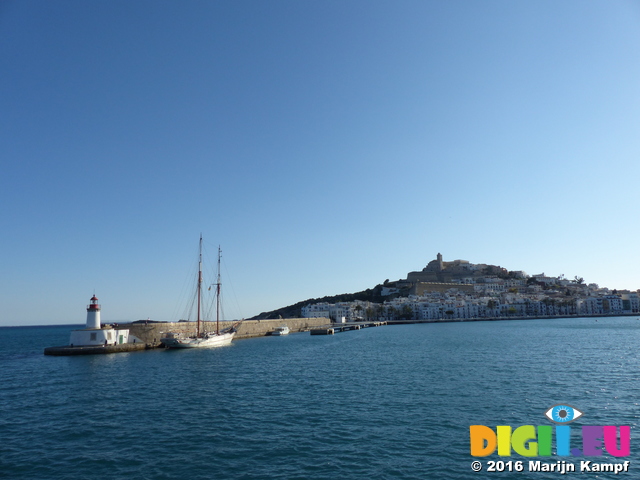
<box><xmin>497</xmin><ymin>426</ymin><xmax>512</xmax><ymax>456</ymax></box>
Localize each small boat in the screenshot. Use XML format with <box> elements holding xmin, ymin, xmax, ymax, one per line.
<box><xmin>272</xmin><ymin>325</ymin><xmax>290</xmax><ymax>336</ymax></box>
<box><xmin>161</xmin><ymin>236</ymin><xmax>237</xmax><ymax>349</ymax></box>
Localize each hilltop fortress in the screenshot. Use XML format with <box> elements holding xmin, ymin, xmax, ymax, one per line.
<box><xmin>405</xmin><ymin>253</ymin><xmax>518</xmax><ymax>283</ymax></box>
<box><xmin>397</xmin><ymin>253</ymin><xmax>526</xmax><ymax>296</ymax></box>
<box><xmin>299</xmin><ymin>253</ymin><xmax>639</xmax><ymax>322</ymax></box>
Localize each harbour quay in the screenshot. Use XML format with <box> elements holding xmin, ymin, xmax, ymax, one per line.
<box><xmin>310</xmin><ymin>321</ymin><xmax>387</xmax><ymax>335</ymax></box>
<box><xmin>44</xmin><ymin>343</ymin><xmax>150</xmax><ymax>356</ymax></box>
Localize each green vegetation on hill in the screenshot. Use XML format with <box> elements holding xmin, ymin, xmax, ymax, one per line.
<box><xmin>250</xmin><ymin>283</ymin><xmax>408</xmax><ymax>320</ymax></box>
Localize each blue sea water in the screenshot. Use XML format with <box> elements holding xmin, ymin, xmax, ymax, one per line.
<box><xmin>1</xmin><ymin>317</ymin><xmax>639</xmax><ymax>479</ymax></box>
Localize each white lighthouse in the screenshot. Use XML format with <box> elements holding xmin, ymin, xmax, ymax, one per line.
<box><xmin>69</xmin><ymin>294</ymin><xmax>132</xmax><ymax>347</ymax></box>
<box><xmin>44</xmin><ymin>294</ymin><xmax>147</xmax><ymax>354</ymax></box>
<box><xmin>86</xmin><ymin>295</ymin><xmax>101</xmax><ymax>329</ymax></box>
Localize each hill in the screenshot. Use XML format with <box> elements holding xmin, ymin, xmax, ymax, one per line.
<box><xmin>249</xmin><ymin>283</ymin><xmax>408</xmax><ymax>320</ymax></box>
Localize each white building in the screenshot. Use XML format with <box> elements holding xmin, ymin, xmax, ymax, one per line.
<box><xmin>301</xmin><ymin>303</ymin><xmax>330</xmax><ymax>318</ymax></box>
<box><xmin>69</xmin><ymin>295</ymin><xmax>133</xmax><ymax>346</ymax></box>
<box><xmin>474</xmin><ymin>283</ymin><xmax>506</xmax><ymax>294</ymax></box>
<box><xmin>576</xmin><ymin>297</ymin><xmax>601</xmax><ymax>315</ymax></box>
<box><xmin>621</xmin><ymin>293</ymin><xmax>640</xmax><ymax>313</ymax></box>
<box><xmin>603</xmin><ymin>295</ymin><xmax>624</xmax><ymax>314</ymax></box>
<box><xmin>531</xmin><ymin>274</ymin><xmax>557</xmax><ymax>285</ymax></box>
<box><xmin>301</xmin><ymin>302</ymin><xmax>356</xmax><ymax>321</ymax></box>
<box><xmin>576</xmin><ymin>295</ymin><xmax>624</xmax><ymax>315</ymax></box>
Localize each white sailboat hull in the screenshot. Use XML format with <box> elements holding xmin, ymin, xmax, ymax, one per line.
<box><xmin>162</xmin><ymin>331</ymin><xmax>235</xmax><ymax>349</ymax></box>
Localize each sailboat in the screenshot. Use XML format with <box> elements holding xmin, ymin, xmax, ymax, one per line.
<box><xmin>161</xmin><ymin>236</ymin><xmax>237</xmax><ymax>348</ymax></box>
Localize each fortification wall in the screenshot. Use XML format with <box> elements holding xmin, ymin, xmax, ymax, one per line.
<box><xmin>412</xmin><ymin>282</ymin><xmax>475</xmax><ymax>295</ymax></box>
<box><xmin>125</xmin><ymin>317</ymin><xmax>330</xmax><ymax>345</ymax></box>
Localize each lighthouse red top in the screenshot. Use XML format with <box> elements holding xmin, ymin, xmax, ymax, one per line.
<box><xmin>87</xmin><ymin>295</ymin><xmax>101</xmax><ymax>311</ymax></box>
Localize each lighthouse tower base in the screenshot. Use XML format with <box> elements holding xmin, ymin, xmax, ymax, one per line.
<box><xmin>69</xmin><ymin>327</ymin><xmax>130</xmax><ymax>347</ymax></box>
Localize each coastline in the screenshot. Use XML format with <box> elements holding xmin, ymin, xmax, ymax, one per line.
<box><xmin>386</xmin><ymin>312</ymin><xmax>640</xmax><ymax>325</ymax></box>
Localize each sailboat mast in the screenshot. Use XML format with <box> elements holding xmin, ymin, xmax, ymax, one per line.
<box><xmin>197</xmin><ymin>234</ymin><xmax>203</xmax><ymax>337</ymax></box>
<box><xmin>216</xmin><ymin>246</ymin><xmax>221</xmax><ymax>335</ymax></box>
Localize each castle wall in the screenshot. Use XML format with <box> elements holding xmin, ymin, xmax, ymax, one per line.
<box><xmin>412</xmin><ymin>282</ymin><xmax>476</xmax><ymax>295</ymax></box>
<box><xmin>407</xmin><ymin>255</ymin><xmax>504</xmax><ymax>284</ymax></box>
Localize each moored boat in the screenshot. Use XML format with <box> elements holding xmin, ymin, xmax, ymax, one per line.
<box><xmin>272</xmin><ymin>325</ymin><xmax>290</xmax><ymax>336</ymax></box>
<box><xmin>161</xmin><ymin>236</ymin><xmax>237</xmax><ymax>349</ymax></box>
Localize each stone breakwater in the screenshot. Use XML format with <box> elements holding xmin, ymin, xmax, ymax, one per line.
<box><xmin>44</xmin><ymin>343</ymin><xmax>151</xmax><ymax>356</ymax></box>
<box><xmin>124</xmin><ymin>317</ymin><xmax>331</xmax><ymax>345</ymax></box>
<box><xmin>43</xmin><ymin>318</ymin><xmax>331</xmax><ymax>355</ymax></box>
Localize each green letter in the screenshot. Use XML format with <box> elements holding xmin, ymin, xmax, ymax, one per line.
<box><xmin>512</xmin><ymin>425</ymin><xmax>538</xmax><ymax>457</ymax></box>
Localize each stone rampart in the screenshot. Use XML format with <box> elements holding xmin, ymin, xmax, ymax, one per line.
<box><xmin>124</xmin><ymin>317</ymin><xmax>330</xmax><ymax>344</ymax></box>
<box><xmin>412</xmin><ymin>282</ymin><xmax>475</xmax><ymax>295</ymax></box>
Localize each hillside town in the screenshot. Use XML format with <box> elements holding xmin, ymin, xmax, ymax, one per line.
<box><xmin>301</xmin><ymin>254</ymin><xmax>640</xmax><ymax>322</ymax></box>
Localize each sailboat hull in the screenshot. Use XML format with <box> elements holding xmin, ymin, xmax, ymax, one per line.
<box><xmin>162</xmin><ymin>331</ymin><xmax>235</xmax><ymax>349</ymax></box>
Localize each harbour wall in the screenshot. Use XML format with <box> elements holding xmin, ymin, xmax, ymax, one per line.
<box><xmin>44</xmin><ymin>343</ymin><xmax>151</xmax><ymax>356</ymax></box>
<box><xmin>123</xmin><ymin>317</ymin><xmax>331</xmax><ymax>344</ymax></box>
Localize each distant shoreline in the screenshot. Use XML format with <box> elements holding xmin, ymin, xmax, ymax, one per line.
<box><xmin>386</xmin><ymin>312</ymin><xmax>640</xmax><ymax>325</ymax></box>
<box><xmin>0</xmin><ymin>323</ymin><xmax>85</xmax><ymax>329</ymax></box>
<box><xmin>3</xmin><ymin>312</ymin><xmax>639</xmax><ymax>329</ymax></box>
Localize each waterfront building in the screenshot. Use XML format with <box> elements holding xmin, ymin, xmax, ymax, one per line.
<box><xmin>577</xmin><ymin>297</ymin><xmax>601</xmax><ymax>315</ymax></box>
<box><xmin>575</xmin><ymin>294</ymin><xmax>628</xmax><ymax>315</ymax></box>
<box><xmin>301</xmin><ymin>302</ymin><xmax>373</xmax><ymax>322</ymax></box>
<box><xmin>603</xmin><ymin>295</ymin><xmax>624</xmax><ymax>314</ymax></box>
<box><xmin>417</xmin><ymin>302</ymin><xmax>444</xmax><ymax>320</ymax></box>
<box><xmin>301</xmin><ymin>303</ymin><xmax>330</xmax><ymax>318</ymax></box>
<box><xmin>621</xmin><ymin>293</ymin><xmax>640</xmax><ymax>313</ymax></box>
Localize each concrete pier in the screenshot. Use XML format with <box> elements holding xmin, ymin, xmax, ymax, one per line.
<box><xmin>310</xmin><ymin>321</ymin><xmax>387</xmax><ymax>335</ymax></box>
<box><xmin>44</xmin><ymin>343</ymin><xmax>153</xmax><ymax>356</ymax></box>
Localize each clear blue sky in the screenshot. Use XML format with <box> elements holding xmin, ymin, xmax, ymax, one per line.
<box><xmin>2</xmin><ymin>1</ymin><xmax>640</xmax><ymax>326</ymax></box>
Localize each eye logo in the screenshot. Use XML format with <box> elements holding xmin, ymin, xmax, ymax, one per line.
<box><xmin>544</xmin><ymin>404</ymin><xmax>583</xmax><ymax>424</ymax></box>
<box><xmin>471</xmin><ymin>404</ymin><xmax>630</xmax><ymax>458</ymax></box>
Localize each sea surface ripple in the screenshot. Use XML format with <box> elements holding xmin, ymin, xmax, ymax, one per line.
<box><xmin>1</xmin><ymin>317</ymin><xmax>639</xmax><ymax>479</ymax></box>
